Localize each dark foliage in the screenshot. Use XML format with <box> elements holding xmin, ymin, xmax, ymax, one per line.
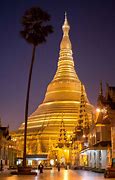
<box><xmin>20</xmin><ymin>6</ymin><xmax>53</xmax><ymax>46</ymax></box>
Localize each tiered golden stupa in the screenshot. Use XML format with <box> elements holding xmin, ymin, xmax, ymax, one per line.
<box><xmin>14</xmin><ymin>14</ymin><xmax>93</xmax><ymax>155</ymax></box>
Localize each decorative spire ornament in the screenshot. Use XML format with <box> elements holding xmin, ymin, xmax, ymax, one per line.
<box><xmin>58</xmin><ymin>113</ymin><xmax>67</xmax><ymax>148</ymax></box>
<box><xmin>74</xmin><ymin>83</ymin><xmax>89</xmax><ymax>139</ymax></box>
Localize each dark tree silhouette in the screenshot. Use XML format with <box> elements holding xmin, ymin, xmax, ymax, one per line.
<box><xmin>20</xmin><ymin>6</ymin><xmax>53</xmax><ymax>168</ymax></box>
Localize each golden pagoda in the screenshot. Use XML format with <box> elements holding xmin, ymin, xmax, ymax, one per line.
<box><xmin>13</xmin><ymin>14</ymin><xmax>93</xmax><ymax>158</ymax></box>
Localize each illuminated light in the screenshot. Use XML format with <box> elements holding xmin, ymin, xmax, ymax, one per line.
<box><xmin>28</xmin><ymin>160</ymin><xmax>32</xmax><ymax>166</ymax></box>
<box><xmin>64</xmin><ymin>170</ymin><xmax>68</xmax><ymax>180</ymax></box>
<box><xmin>96</xmin><ymin>108</ymin><xmax>101</xmax><ymax>113</ymax></box>
<box><xmin>83</xmin><ymin>135</ymin><xmax>86</xmax><ymax>138</ymax></box>
<box><xmin>67</xmin><ymin>134</ymin><xmax>70</xmax><ymax>138</ymax></box>
<box><xmin>50</xmin><ymin>159</ymin><xmax>54</xmax><ymax>166</ymax></box>
<box><xmin>19</xmin><ymin>125</ymin><xmax>42</xmax><ymax>129</ymax></box>
<box><xmin>96</xmin><ymin>123</ymin><xmax>105</xmax><ymax>127</ymax></box>
<box><xmin>17</xmin><ymin>159</ymin><xmax>22</xmax><ymax>165</ymax></box>
<box><xmin>28</xmin><ymin>120</ymin><xmax>49</xmax><ymax>124</ymax></box>
<box><xmin>40</xmin><ymin>101</ymin><xmax>80</xmax><ymax>105</ymax></box>
<box><xmin>38</xmin><ymin>161</ymin><xmax>41</xmax><ymax>165</ymax></box>
<box><xmin>102</xmin><ymin>108</ymin><xmax>107</xmax><ymax>114</ymax></box>
<box><xmin>96</xmin><ymin>107</ymin><xmax>107</xmax><ymax>114</ymax></box>
<box><xmin>47</xmin><ymin>90</ymin><xmax>82</xmax><ymax>95</ymax></box>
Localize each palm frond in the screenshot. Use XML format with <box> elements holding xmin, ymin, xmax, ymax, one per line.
<box><xmin>20</xmin><ymin>6</ymin><xmax>53</xmax><ymax>46</ymax></box>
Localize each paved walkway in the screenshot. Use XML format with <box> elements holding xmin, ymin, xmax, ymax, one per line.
<box><xmin>0</xmin><ymin>168</ymin><xmax>113</xmax><ymax>180</ymax></box>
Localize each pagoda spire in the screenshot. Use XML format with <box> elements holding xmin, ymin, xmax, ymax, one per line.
<box><xmin>53</xmin><ymin>13</ymin><xmax>78</xmax><ymax>81</ymax></box>
<box><xmin>57</xmin><ymin>113</ymin><xmax>67</xmax><ymax>148</ymax></box>
<box><xmin>99</xmin><ymin>81</ymin><xmax>103</xmax><ymax>96</ymax></box>
<box><xmin>75</xmin><ymin>83</ymin><xmax>89</xmax><ymax>137</ymax></box>
<box><xmin>60</xmin><ymin>12</ymin><xmax>71</xmax><ymax>54</ymax></box>
<box><xmin>62</xmin><ymin>12</ymin><xmax>70</xmax><ymax>39</ymax></box>
<box><xmin>97</xmin><ymin>81</ymin><xmax>104</xmax><ymax>108</ymax></box>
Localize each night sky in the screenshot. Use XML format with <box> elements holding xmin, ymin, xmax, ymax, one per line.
<box><xmin>0</xmin><ymin>0</ymin><xmax>115</xmax><ymax>130</ymax></box>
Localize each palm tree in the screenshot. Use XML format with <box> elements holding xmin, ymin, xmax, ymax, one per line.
<box><xmin>20</xmin><ymin>6</ymin><xmax>53</xmax><ymax>168</ymax></box>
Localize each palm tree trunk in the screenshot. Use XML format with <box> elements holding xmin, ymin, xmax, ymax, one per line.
<box><xmin>23</xmin><ymin>45</ymin><xmax>36</xmax><ymax>168</ymax></box>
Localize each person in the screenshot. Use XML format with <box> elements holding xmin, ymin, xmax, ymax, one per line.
<box><xmin>0</xmin><ymin>160</ymin><xmax>3</xmax><ymax>171</ymax></box>
<box><xmin>38</xmin><ymin>163</ymin><xmax>44</xmax><ymax>173</ymax></box>
<box><xmin>57</xmin><ymin>163</ymin><xmax>60</xmax><ymax>172</ymax></box>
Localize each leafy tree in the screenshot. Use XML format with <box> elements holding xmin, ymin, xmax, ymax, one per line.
<box><xmin>20</xmin><ymin>6</ymin><xmax>53</xmax><ymax>168</ymax></box>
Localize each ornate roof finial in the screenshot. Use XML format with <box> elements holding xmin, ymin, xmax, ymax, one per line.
<box><xmin>99</xmin><ymin>81</ymin><xmax>103</xmax><ymax>96</ymax></box>
<box><xmin>106</xmin><ymin>82</ymin><xmax>109</xmax><ymax>93</ymax></box>
<box><xmin>57</xmin><ymin>113</ymin><xmax>67</xmax><ymax>148</ymax></box>
<box><xmin>62</xmin><ymin>12</ymin><xmax>70</xmax><ymax>37</ymax></box>
<box><xmin>97</xmin><ymin>81</ymin><xmax>104</xmax><ymax>108</ymax></box>
<box><xmin>65</xmin><ymin>11</ymin><xmax>67</xmax><ymax>17</ymax></box>
<box><xmin>64</xmin><ymin>12</ymin><xmax>67</xmax><ymax>23</ymax></box>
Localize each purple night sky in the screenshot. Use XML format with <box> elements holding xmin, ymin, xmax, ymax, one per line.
<box><xmin>0</xmin><ymin>0</ymin><xmax>115</xmax><ymax>130</ymax></box>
